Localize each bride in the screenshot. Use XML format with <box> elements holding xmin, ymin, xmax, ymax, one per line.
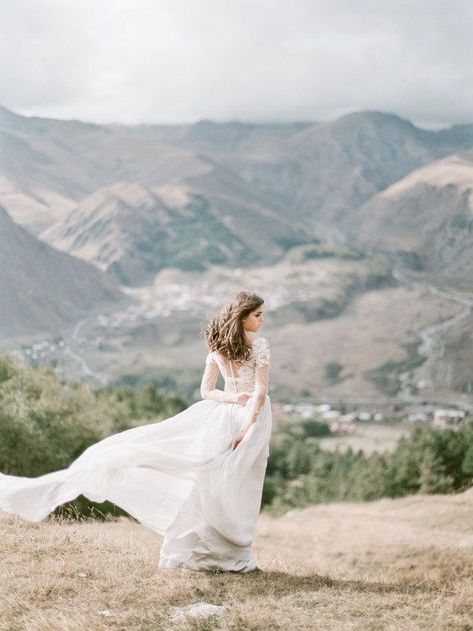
<box><xmin>0</xmin><ymin>290</ymin><xmax>272</xmax><ymax>573</ymax></box>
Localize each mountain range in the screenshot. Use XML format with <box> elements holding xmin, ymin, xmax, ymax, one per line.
<box><xmin>2</xmin><ymin>103</ymin><xmax>473</xmax><ymax>289</ymax></box>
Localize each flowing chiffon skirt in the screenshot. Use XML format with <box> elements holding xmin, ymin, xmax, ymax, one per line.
<box><xmin>0</xmin><ymin>395</ymin><xmax>272</xmax><ymax>572</ymax></box>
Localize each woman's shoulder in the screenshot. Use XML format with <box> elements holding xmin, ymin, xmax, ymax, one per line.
<box><xmin>252</xmin><ymin>335</ymin><xmax>269</xmax><ymax>348</ymax></box>
<box><xmin>205</xmin><ymin>349</ymin><xmax>218</xmax><ymax>364</ymax></box>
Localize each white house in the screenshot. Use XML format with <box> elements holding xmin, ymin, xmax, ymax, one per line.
<box><xmin>433</xmin><ymin>409</ymin><xmax>466</xmax><ymax>428</ymax></box>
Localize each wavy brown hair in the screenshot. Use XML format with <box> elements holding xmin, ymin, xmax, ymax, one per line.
<box><xmin>201</xmin><ymin>290</ymin><xmax>264</xmax><ymax>362</ymax></box>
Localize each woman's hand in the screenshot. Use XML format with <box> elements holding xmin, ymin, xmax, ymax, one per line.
<box><xmin>235</xmin><ymin>392</ymin><xmax>252</xmax><ymax>406</ymax></box>
<box><xmin>231</xmin><ymin>427</ymin><xmax>248</xmax><ymax>451</ymax></box>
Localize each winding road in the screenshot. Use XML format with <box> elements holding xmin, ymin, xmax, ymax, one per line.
<box><xmin>64</xmin><ymin>314</ymin><xmax>111</xmax><ymax>385</ymax></box>
<box><xmin>393</xmin><ymin>264</ymin><xmax>473</xmax><ymax>410</ymax></box>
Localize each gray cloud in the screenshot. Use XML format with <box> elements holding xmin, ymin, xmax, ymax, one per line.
<box><xmin>1</xmin><ymin>0</ymin><xmax>472</xmax><ymax>129</ymax></box>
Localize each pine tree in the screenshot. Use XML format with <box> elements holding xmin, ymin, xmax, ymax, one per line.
<box><xmin>461</xmin><ymin>444</ymin><xmax>473</xmax><ymax>478</ymax></box>
<box><xmin>419</xmin><ymin>449</ymin><xmax>454</xmax><ymax>494</ymax></box>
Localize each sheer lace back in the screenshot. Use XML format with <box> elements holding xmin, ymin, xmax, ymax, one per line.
<box><xmin>201</xmin><ymin>337</ymin><xmax>271</xmax><ymax>404</ymax></box>
<box><xmin>209</xmin><ymin>337</ymin><xmax>270</xmax><ymax>395</ymax></box>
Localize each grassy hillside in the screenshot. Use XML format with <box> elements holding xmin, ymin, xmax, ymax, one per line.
<box><xmin>0</xmin><ymin>489</ymin><xmax>472</xmax><ymax>629</ymax></box>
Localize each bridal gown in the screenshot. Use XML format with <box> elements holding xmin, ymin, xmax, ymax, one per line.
<box><xmin>0</xmin><ymin>336</ymin><xmax>272</xmax><ymax>573</ymax></box>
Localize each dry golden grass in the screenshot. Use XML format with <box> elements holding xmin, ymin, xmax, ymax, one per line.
<box><xmin>1</xmin><ymin>489</ymin><xmax>472</xmax><ymax>630</ymax></box>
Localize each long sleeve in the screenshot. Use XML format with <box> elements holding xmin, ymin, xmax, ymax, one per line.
<box><xmin>243</xmin><ymin>337</ymin><xmax>270</xmax><ymax>429</ymax></box>
<box><xmin>200</xmin><ymin>351</ymin><xmax>238</xmax><ymax>404</ymax></box>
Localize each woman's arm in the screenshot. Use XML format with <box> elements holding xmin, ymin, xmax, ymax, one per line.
<box><xmin>200</xmin><ymin>352</ymin><xmax>238</xmax><ymax>403</ymax></box>
<box><xmin>242</xmin><ymin>338</ymin><xmax>270</xmax><ymax>431</ymax></box>
<box><xmin>241</xmin><ymin>363</ymin><xmax>270</xmax><ymax>430</ymax></box>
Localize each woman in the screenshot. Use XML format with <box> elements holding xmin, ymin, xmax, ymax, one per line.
<box><xmin>0</xmin><ymin>290</ymin><xmax>272</xmax><ymax>573</ymax></box>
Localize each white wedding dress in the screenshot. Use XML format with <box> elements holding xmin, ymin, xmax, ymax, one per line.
<box><xmin>0</xmin><ymin>336</ymin><xmax>272</xmax><ymax>573</ymax></box>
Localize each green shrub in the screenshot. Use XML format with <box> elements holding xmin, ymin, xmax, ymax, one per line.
<box><xmin>263</xmin><ymin>417</ymin><xmax>473</xmax><ymax>511</ymax></box>
<box><xmin>0</xmin><ymin>354</ymin><xmax>188</xmax><ymax>519</ymax></box>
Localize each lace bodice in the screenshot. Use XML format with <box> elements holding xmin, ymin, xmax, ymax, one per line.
<box><xmin>200</xmin><ymin>337</ymin><xmax>271</xmax><ymax>411</ymax></box>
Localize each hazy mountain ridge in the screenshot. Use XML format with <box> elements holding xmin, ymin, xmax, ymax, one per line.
<box><xmin>4</xmin><ymin>103</ymin><xmax>473</xmax><ymax>287</ymax></box>
<box><xmin>123</xmin><ymin>112</ymin><xmax>473</xmax><ymax>239</ymax></box>
<box><xmin>3</xmin><ymin>104</ymin><xmax>473</xmax><ymax>244</ymax></box>
<box><xmin>0</xmin><ymin>105</ymin><xmax>214</xmax><ymax>232</ymax></box>
<box><xmin>0</xmin><ymin>204</ymin><xmax>133</xmax><ymax>337</ymax></box>
<box><xmin>352</xmin><ymin>152</ymin><xmax>473</xmax><ymax>283</ymax></box>
<box><xmin>39</xmin><ymin>173</ymin><xmax>313</xmax><ymax>285</ymax></box>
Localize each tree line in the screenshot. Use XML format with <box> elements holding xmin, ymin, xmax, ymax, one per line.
<box><xmin>263</xmin><ymin>416</ymin><xmax>473</xmax><ymax>512</ymax></box>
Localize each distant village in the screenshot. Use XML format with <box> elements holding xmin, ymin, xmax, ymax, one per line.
<box><xmin>10</xmin><ymin>336</ymin><xmax>66</xmax><ymax>367</ymax></box>
<box><xmin>272</xmin><ymin>402</ymin><xmax>469</xmax><ymax>432</ymax></box>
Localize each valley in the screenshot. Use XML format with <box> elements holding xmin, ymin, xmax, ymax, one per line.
<box><xmin>2</xmin><ymin>251</ymin><xmax>471</xmax><ymax>419</ymax></box>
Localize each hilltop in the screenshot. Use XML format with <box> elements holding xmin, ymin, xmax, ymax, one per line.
<box><xmin>0</xmin><ymin>488</ymin><xmax>471</xmax><ymax>629</ymax></box>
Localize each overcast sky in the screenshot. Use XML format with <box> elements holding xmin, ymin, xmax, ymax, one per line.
<box><xmin>1</xmin><ymin>0</ymin><xmax>472</xmax><ymax>130</ymax></box>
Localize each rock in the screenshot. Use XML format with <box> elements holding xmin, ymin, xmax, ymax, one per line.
<box><xmin>169</xmin><ymin>602</ymin><xmax>230</xmax><ymax>621</ymax></box>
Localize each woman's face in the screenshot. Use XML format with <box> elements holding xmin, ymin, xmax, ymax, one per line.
<box><xmin>242</xmin><ymin>306</ymin><xmax>264</xmax><ymax>332</ymax></box>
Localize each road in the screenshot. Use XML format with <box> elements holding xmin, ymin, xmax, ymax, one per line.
<box><xmin>63</xmin><ymin>314</ymin><xmax>111</xmax><ymax>385</ymax></box>
<box><xmin>393</xmin><ymin>264</ymin><xmax>473</xmax><ymax>410</ymax></box>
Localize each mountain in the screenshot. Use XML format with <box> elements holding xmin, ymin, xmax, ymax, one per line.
<box><xmin>0</xmin><ymin>205</ymin><xmax>132</xmax><ymax>336</ymax></box>
<box><xmin>143</xmin><ymin>112</ymin><xmax>473</xmax><ymax>238</ymax></box>
<box><xmin>351</xmin><ymin>152</ymin><xmax>473</xmax><ymax>284</ymax></box>
<box><xmin>0</xmin><ymin>104</ymin><xmax>212</xmax><ymax>233</ymax></box>
<box><xmin>2</xmin><ymin>103</ymin><xmax>473</xmax><ymax>286</ymax></box>
<box><xmin>40</xmin><ymin>174</ymin><xmax>312</xmax><ymax>286</ymax></box>
<box><xmin>0</xmin><ymin>105</ymin><xmax>111</xmax><ymax>232</ymax></box>
<box><xmin>135</xmin><ymin>118</ymin><xmax>313</xmax><ymax>155</ymax></box>
<box><xmin>281</xmin><ymin>112</ymin><xmax>473</xmax><ymax>237</ymax></box>
<box><xmin>3</xmin><ymin>104</ymin><xmax>473</xmax><ymax>240</ymax></box>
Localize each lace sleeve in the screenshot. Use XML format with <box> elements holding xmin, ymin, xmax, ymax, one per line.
<box><xmin>243</xmin><ymin>338</ymin><xmax>271</xmax><ymax>428</ymax></box>
<box><xmin>200</xmin><ymin>351</ymin><xmax>237</xmax><ymax>404</ymax></box>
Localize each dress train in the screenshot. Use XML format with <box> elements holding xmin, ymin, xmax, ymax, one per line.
<box><xmin>0</xmin><ymin>394</ymin><xmax>272</xmax><ymax>572</ymax></box>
